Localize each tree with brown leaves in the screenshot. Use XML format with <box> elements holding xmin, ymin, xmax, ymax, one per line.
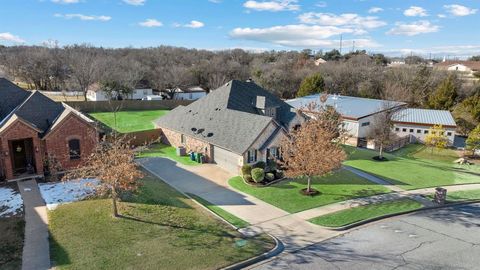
<box><xmin>281</xmin><ymin>100</ymin><xmax>346</xmax><ymax>195</ymax></box>
<box><xmin>64</xmin><ymin>136</ymin><xmax>143</xmax><ymax>217</ymax></box>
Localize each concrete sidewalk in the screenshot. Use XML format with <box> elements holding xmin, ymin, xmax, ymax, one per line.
<box><xmin>138</xmin><ymin>157</ymin><xmax>341</xmax><ymax>252</ymax></box>
<box><xmin>17</xmin><ymin>179</ymin><xmax>50</xmax><ymax>270</ymax></box>
<box><xmin>343</xmin><ymin>165</ymin><xmax>405</xmax><ymax>192</ymax></box>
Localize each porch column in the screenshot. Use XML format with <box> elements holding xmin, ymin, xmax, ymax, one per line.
<box><xmin>1</xmin><ymin>140</ymin><xmax>14</xmax><ymax>180</ymax></box>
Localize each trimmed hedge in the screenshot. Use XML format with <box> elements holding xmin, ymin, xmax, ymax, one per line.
<box><xmin>265</xmin><ymin>173</ymin><xmax>275</xmax><ymax>181</ymax></box>
<box><xmin>241</xmin><ymin>164</ymin><xmax>252</xmax><ymax>176</ymax></box>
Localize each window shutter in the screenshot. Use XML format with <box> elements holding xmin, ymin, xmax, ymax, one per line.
<box><xmin>254</xmin><ymin>150</ymin><xmax>257</xmax><ymax>162</ymax></box>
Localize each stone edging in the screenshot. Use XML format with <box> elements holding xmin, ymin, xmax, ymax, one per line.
<box><xmin>324</xmin><ymin>199</ymin><xmax>480</xmax><ymax>231</ymax></box>
<box><xmin>140</xmin><ymin>163</ymin><xmax>284</xmax><ymax>269</ymax></box>
<box><xmin>241</xmin><ymin>175</ymin><xmax>287</xmax><ymax>187</ymax></box>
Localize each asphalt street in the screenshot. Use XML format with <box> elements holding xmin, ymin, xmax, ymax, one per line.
<box><xmin>251</xmin><ymin>203</ymin><xmax>480</xmax><ymax>270</ymax></box>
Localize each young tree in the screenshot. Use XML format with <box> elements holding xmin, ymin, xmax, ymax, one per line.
<box><xmin>368</xmin><ymin>102</ymin><xmax>403</xmax><ymax>160</ymax></box>
<box><xmin>297</xmin><ymin>73</ymin><xmax>325</xmax><ymax>97</ymax></box>
<box><xmin>466</xmin><ymin>125</ymin><xmax>480</xmax><ymax>156</ymax></box>
<box><xmin>424</xmin><ymin>125</ymin><xmax>449</xmax><ymax>153</ymax></box>
<box><xmin>64</xmin><ymin>136</ymin><xmax>143</xmax><ymax>217</ymax></box>
<box><xmin>281</xmin><ymin>100</ymin><xmax>346</xmax><ymax>195</ymax></box>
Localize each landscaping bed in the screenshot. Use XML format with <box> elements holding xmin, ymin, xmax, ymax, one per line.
<box><xmin>49</xmin><ymin>172</ymin><xmax>274</xmax><ymax>270</ymax></box>
<box><xmin>136</xmin><ymin>143</ymin><xmax>200</xmax><ymax>166</ymax></box>
<box><xmin>240</xmin><ymin>161</ymin><xmax>285</xmax><ymax>187</ymax></box>
<box><xmin>309</xmin><ymin>199</ymin><xmax>423</xmax><ymax>228</ymax></box>
<box><xmin>38</xmin><ymin>179</ymin><xmax>99</xmax><ymax>210</ymax></box>
<box><xmin>344</xmin><ymin>144</ymin><xmax>480</xmax><ymax>190</ymax></box>
<box><xmin>229</xmin><ymin>169</ymin><xmax>391</xmax><ymax>213</ymax></box>
<box><xmin>89</xmin><ymin>110</ymin><xmax>169</xmax><ymax>133</ymax></box>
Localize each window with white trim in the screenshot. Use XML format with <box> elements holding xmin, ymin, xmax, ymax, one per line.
<box><xmin>68</xmin><ymin>139</ymin><xmax>81</xmax><ymax>160</ymax></box>
<box><xmin>247</xmin><ymin>150</ymin><xmax>257</xmax><ymax>163</ymax></box>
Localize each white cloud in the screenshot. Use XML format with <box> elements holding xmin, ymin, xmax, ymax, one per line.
<box><xmin>230</xmin><ymin>24</ymin><xmax>381</xmax><ymax>48</ymax></box>
<box><xmin>123</xmin><ymin>0</ymin><xmax>145</xmax><ymax>6</ymax></box>
<box><xmin>243</xmin><ymin>0</ymin><xmax>300</xmax><ymax>12</ymax></box>
<box><xmin>438</xmin><ymin>14</ymin><xmax>447</xmax><ymax>18</ymax></box>
<box><xmin>387</xmin><ymin>20</ymin><xmax>439</xmax><ymax>36</ymax></box>
<box><xmin>185</xmin><ymin>20</ymin><xmax>205</xmax><ymax>28</ymax></box>
<box><xmin>444</xmin><ymin>4</ymin><xmax>477</xmax><ymax>16</ymax></box>
<box><xmin>174</xmin><ymin>20</ymin><xmax>205</xmax><ymax>28</ymax></box>
<box><xmin>208</xmin><ymin>0</ymin><xmax>222</xmax><ymax>3</ymax></box>
<box><xmin>381</xmin><ymin>45</ymin><xmax>480</xmax><ymax>58</ymax></box>
<box><xmin>0</xmin><ymin>32</ymin><xmax>25</xmax><ymax>43</ymax></box>
<box><xmin>368</xmin><ymin>7</ymin><xmax>383</xmax><ymax>14</ymax></box>
<box><xmin>404</xmin><ymin>6</ymin><xmax>428</xmax><ymax>17</ymax></box>
<box><xmin>298</xmin><ymin>12</ymin><xmax>387</xmax><ymax>29</ymax></box>
<box><xmin>51</xmin><ymin>0</ymin><xmax>80</xmax><ymax>4</ymax></box>
<box><xmin>139</xmin><ymin>19</ymin><xmax>163</xmax><ymax>27</ymax></box>
<box><xmin>54</xmin><ymin>13</ymin><xmax>111</xmax><ymax>21</ymax></box>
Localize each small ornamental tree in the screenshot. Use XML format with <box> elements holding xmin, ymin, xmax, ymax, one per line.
<box><xmin>466</xmin><ymin>125</ymin><xmax>480</xmax><ymax>156</ymax></box>
<box><xmin>425</xmin><ymin>125</ymin><xmax>449</xmax><ymax>153</ymax></box>
<box><xmin>64</xmin><ymin>136</ymin><xmax>143</xmax><ymax>217</ymax></box>
<box><xmin>281</xmin><ymin>99</ymin><xmax>346</xmax><ymax>195</ymax></box>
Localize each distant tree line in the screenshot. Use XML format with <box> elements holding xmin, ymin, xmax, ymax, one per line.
<box><xmin>0</xmin><ymin>44</ymin><xmax>478</xmax><ymax>134</ymax></box>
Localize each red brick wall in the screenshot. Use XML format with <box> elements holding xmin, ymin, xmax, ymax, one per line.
<box><xmin>44</xmin><ymin>114</ymin><xmax>97</xmax><ymax>170</ymax></box>
<box><xmin>160</xmin><ymin>128</ymin><xmax>212</xmax><ymax>162</ymax></box>
<box><xmin>0</xmin><ymin>120</ymin><xmax>44</xmax><ymax>180</ymax></box>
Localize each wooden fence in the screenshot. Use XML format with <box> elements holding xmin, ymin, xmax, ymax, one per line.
<box><xmin>66</xmin><ymin>100</ymin><xmax>193</xmax><ymax>113</ymax></box>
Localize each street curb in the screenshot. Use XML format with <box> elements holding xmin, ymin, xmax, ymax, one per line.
<box><xmin>220</xmin><ymin>234</ymin><xmax>284</xmax><ymax>270</ymax></box>
<box><xmin>139</xmin><ymin>162</ymin><xmax>285</xmax><ymax>269</ymax></box>
<box><xmin>323</xmin><ymin>199</ymin><xmax>480</xmax><ymax>231</ymax></box>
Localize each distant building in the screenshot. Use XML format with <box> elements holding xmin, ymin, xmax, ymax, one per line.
<box><xmin>434</xmin><ymin>61</ymin><xmax>480</xmax><ymax>80</ymax></box>
<box><xmin>287</xmin><ymin>94</ymin><xmax>406</xmax><ymax>147</ymax></box>
<box><xmin>171</xmin><ymin>86</ymin><xmax>207</xmax><ymax>100</ymax></box>
<box><xmin>314</xmin><ymin>58</ymin><xmax>327</xmax><ymax>66</ymax></box>
<box><xmin>392</xmin><ymin>108</ymin><xmax>457</xmax><ymax>146</ymax></box>
<box><xmin>86</xmin><ymin>84</ymin><xmax>153</xmax><ymax>101</ymax></box>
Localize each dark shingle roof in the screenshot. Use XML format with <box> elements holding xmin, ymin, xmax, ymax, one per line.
<box><xmin>0</xmin><ymin>78</ymin><xmax>30</xmax><ymax>121</ymax></box>
<box><xmin>155</xmin><ymin>80</ymin><xmax>298</xmax><ymax>154</ymax></box>
<box><xmin>0</xmin><ymin>79</ymin><xmax>67</xmax><ymax>134</ymax></box>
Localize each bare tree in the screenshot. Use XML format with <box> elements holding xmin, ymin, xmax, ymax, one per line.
<box><xmin>64</xmin><ymin>136</ymin><xmax>143</xmax><ymax>217</ymax></box>
<box><xmin>368</xmin><ymin>102</ymin><xmax>404</xmax><ymax>160</ymax></box>
<box><xmin>65</xmin><ymin>45</ymin><xmax>100</xmax><ymax>101</ymax></box>
<box><xmin>281</xmin><ymin>101</ymin><xmax>346</xmax><ymax>195</ymax></box>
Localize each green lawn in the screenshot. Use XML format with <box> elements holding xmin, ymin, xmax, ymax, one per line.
<box><xmin>440</xmin><ymin>189</ymin><xmax>480</xmax><ymax>202</ymax></box>
<box><xmin>136</xmin><ymin>143</ymin><xmax>199</xmax><ymax>166</ymax></box>
<box><xmin>309</xmin><ymin>199</ymin><xmax>423</xmax><ymax>228</ymax></box>
<box><xmin>188</xmin><ymin>194</ymin><xmax>250</xmax><ymax>228</ymax></box>
<box><xmin>228</xmin><ymin>169</ymin><xmax>391</xmax><ymax>213</ymax></box>
<box><xmin>344</xmin><ymin>144</ymin><xmax>480</xmax><ymax>190</ymax></box>
<box><xmin>49</xmin><ymin>172</ymin><xmax>273</xmax><ymax>270</ymax></box>
<box><xmin>89</xmin><ymin>110</ymin><xmax>169</xmax><ymax>133</ymax></box>
<box><xmin>0</xmin><ymin>217</ymin><xmax>24</xmax><ymax>270</ymax></box>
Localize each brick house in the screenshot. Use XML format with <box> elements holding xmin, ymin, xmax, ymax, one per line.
<box><xmin>155</xmin><ymin>80</ymin><xmax>305</xmax><ymax>173</ymax></box>
<box><xmin>0</xmin><ymin>78</ymin><xmax>97</xmax><ymax>181</ymax></box>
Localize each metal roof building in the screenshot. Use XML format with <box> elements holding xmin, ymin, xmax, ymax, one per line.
<box><xmin>286</xmin><ymin>94</ymin><xmax>405</xmax><ymax>120</ymax></box>
<box><xmin>392</xmin><ymin>108</ymin><xmax>457</xmax><ymax>127</ymax></box>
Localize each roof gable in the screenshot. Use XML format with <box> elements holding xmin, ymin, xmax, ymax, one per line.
<box><xmin>0</xmin><ymin>78</ymin><xmax>30</xmax><ymax>122</ymax></box>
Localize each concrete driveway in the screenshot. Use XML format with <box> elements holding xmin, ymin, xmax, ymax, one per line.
<box><xmin>251</xmin><ymin>203</ymin><xmax>480</xmax><ymax>270</ymax></box>
<box><xmin>138</xmin><ymin>157</ymin><xmax>340</xmax><ymax>252</ymax></box>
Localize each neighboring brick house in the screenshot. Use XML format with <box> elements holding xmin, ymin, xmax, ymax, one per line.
<box><xmin>0</xmin><ymin>78</ymin><xmax>97</xmax><ymax>181</ymax></box>
<box><xmin>155</xmin><ymin>80</ymin><xmax>305</xmax><ymax>173</ymax></box>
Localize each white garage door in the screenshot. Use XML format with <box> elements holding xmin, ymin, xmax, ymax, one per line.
<box><xmin>213</xmin><ymin>146</ymin><xmax>240</xmax><ymax>174</ymax></box>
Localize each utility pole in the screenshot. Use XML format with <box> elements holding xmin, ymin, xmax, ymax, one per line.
<box><xmin>352</xmin><ymin>40</ymin><xmax>355</xmax><ymax>52</ymax></box>
<box><xmin>339</xmin><ymin>34</ymin><xmax>343</xmax><ymax>54</ymax></box>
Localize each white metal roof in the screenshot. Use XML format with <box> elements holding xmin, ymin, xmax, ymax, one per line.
<box><xmin>393</xmin><ymin>108</ymin><xmax>457</xmax><ymax>126</ymax></box>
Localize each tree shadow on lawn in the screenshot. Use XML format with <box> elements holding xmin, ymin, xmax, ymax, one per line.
<box><xmin>49</xmin><ymin>233</ymin><xmax>72</xmax><ymax>268</ymax></box>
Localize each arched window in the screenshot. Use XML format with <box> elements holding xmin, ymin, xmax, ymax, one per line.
<box><xmin>68</xmin><ymin>139</ymin><xmax>81</xmax><ymax>160</ymax></box>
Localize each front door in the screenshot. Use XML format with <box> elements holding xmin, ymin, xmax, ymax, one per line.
<box><xmin>10</xmin><ymin>139</ymin><xmax>35</xmax><ymax>175</ymax></box>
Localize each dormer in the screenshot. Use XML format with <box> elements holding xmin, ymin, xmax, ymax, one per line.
<box><xmin>256</xmin><ymin>95</ymin><xmax>279</xmax><ymax>119</ymax></box>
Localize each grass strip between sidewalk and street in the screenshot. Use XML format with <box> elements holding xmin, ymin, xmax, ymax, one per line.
<box><xmin>309</xmin><ymin>199</ymin><xmax>423</xmax><ymax>228</ymax></box>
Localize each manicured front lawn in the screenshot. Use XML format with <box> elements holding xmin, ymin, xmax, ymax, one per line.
<box><xmin>0</xmin><ymin>217</ymin><xmax>24</xmax><ymax>270</ymax></box>
<box><xmin>188</xmin><ymin>193</ymin><xmax>250</xmax><ymax>228</ymax></box>
<box><xmin>49</xmin><ymin>172</ymin><xmax>273</xmax><ymax>270</ymax></box>
<box><xmin>136</xmin><ymin>143</ymin><xmax>199</xmax><ymax>166</ymax></box>
<box><xmin>441</xmin><ymin>189</ymin><xmax>480</xmax><ymax>202</ymax></box>
<box><xmin>229</xmin><ymin>169</ymin><xmax>391</xmax><ymax>213</ymax></box>
<box><xmin>344</xmin><ymin>145</ymin><xmax>480</xmax><ymax>190</ymax></box>
<box><xmin>309</xmin><ymin>199</ymin><xmax>423</xmax><ymax>228</ymax></box>
<box><xmin>89</xmin><ymin>110</ymin><xmax>169</xmax><ymax>133</ymax></box>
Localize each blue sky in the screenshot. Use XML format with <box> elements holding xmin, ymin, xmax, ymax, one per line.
<box><xmin>1</xmin><ymin>0</ymin><xmax>479</xmax><ymax>57</ymax></box>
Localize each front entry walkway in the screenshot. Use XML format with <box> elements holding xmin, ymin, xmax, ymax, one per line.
<box><xmin>138</xmin><ymin>157</ymin><xmax>342</xmax><ymax>252</ymax></box>
<box><xmin>17</xmin><ymin>179</ymin><xmax>50</xmax><ymax>270</ymax></box>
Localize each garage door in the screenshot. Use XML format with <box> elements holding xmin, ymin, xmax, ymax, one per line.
<box><xmin>213</xmin><ymin>146</ymin><xmax>240</xmax><ymax>173</ymax></box>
